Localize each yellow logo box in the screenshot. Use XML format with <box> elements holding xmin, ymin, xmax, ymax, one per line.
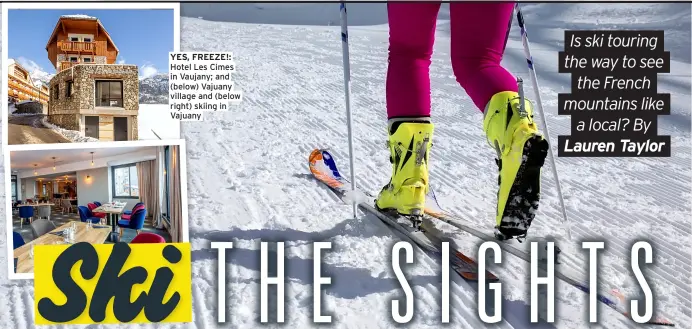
<box><xmin>33</xmin><ymin>242</ymin><xmax>192</xmax><ymax>325</ymax></box>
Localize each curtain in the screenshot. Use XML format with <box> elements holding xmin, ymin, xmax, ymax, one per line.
<box><xmin>169</xmin><ymin>145</ymin><xmax>184</xmax><ymax>243</ymax></box>
<box><xmin>155</xmin><ymin>147</ymin><xmax>165</xmax><ymax>229</ymax></box>
<box><xmin>136</xmin><ymin>159</ymin><xmax>161</xmax><ymax>226</ymax></box>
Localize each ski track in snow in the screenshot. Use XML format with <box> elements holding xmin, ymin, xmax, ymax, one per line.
<box><xmin>0</xmin><ymin>4</ymin><xmax>690</xmax><ymax>329</ymax></box>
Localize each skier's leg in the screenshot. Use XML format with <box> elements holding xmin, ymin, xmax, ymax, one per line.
<box><xmin>450</xmin><ymin>2</ymin><xmax>549</xmax><ymax>239</ymax></box>
<box><xmin>376</xmin><ymin>2</ymin><xmax>439</xmax><ymax>217</ymax></box>
<box><xmin>386</xmin><ymin>1</ymin><xmax>440</xmax><ymax>120</ymax></box>
<box><xmin>449</xmin><ymin>2</ymin><xmax>517</xmax><ymax>111</ymax></box>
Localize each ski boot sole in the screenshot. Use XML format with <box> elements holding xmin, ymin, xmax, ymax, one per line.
<box><xmin>497</xmin><ymin>135</ymin><xmax>549</xmax><ymax>240</ymax></box>
<box><xmin>375</xmin><ymin>204</ymin><xmax>424</xmax><ymax>230</ymax></box>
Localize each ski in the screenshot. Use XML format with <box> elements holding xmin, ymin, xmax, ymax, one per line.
<box><xmin>423</xmin><ymin>187</ymin><xmax>675</xmax><ymax>327</ymax></box>
<box><xmin>308</xmin><ymin>149</ymin><xmax>498</xmax><ymax>282</ymax></box>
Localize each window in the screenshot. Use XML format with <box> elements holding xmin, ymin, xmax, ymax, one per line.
<box><xmin>163</xmin><ymin>146</ymin><xmax>171</xmax><ymax>225</ymax></box>
<box><xmin>95</xmin><ymin>80</ymin><xmax>123</xmax><ymax>107</ymax></box>
<box><xmin>52</xmin><ymin>85</ymin><xmax>59</xmax><ymax>100</ymax></box>
<box><xmin>111</xmin><ymin>163</ymin><xmax>139</xmax><ymax>198</ymax></box>
<box><xmin>83</xmin><ymin>38</ymin><xmax>92</xmax><ymax>42</ymax></box>
<box><xmin>69</xmin><ymin>56</ymin><xmax>78</xmax><ymax>62</ymax></box>
<box><xmin>83</xmin><ymin>57</ymin><xmax>92</xmax><ymax>63</ymax></box>
<box><xmin>11</xmin><ymin>175</ymin><xmax>17</xmax><ymax>202</ymax></box>
<box><xmin>70</xmin><ymin>37</ymin><xmax>79</xmax><ymax>42</ymax></box>
<box><xmin>66</xmin><ymin>81</ymin><xmax>73</xmax><ymax>97</ymax></box>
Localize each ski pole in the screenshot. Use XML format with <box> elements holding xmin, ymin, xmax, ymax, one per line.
<box><xmin>514</xmin><ymin>3</ymin><xmax>573</xmax><ymax>240</ymax></box>
<box><xmin>339</xmin><ymin>3</ymin><xmax>358</xmax><ymax>219</ymax></box>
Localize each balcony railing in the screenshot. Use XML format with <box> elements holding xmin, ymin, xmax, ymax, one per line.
<box><xmin>58</xmin><ymin>41</ymin><xmax>95</xmax><ymax>52</ymax></box>
<box><xmin>59</xmin><ymin>61</ymin><xmax>78</xmax><ymax>71</ymax></box>
<box><xmin>8</xmin><ymin>79</ymin><xmax>49</xmax><ymax>99</ymax></box>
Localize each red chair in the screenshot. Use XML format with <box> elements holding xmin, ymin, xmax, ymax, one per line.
<box><xmin>87</xmin><ymin>203</ymin><xmax>107</xmax><ymax>223</ymax></box>
<box><xmin>122</xmin><ymin>203</ymin><xmax>145</xmax><ymax>220</ymax></box>
<box><xmin>131</xmin><ymin>232</ymin><xmax>165</xmax><ymax>243</ymax></box>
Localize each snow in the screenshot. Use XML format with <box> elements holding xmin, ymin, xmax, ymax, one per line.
<box><xmin>0</xmin><ymin>3</ymin><xmax>690</xmax><ymax>329</ymax></box>
<box><xmin>40</xmin><ymin>117</ymin><xmax>99</xmax><ymax>143</ymax></box>
<box><xmin>60</xmin><ymin>14</ymin><xmax>97</xmax><ymax>20</ymax></box>
<box><xmin>138</xmin><ymin>104</ymin><xmax>181</xmax><ymax>140</ymax></box>
<box><xmin>8</xmin><ymin>57</ymin><xmax>55</xmax><ymax>86</ymax></box>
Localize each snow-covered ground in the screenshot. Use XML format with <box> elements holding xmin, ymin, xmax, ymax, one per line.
<box><xmin>0</xmin><ymin>3</ymin><xmax>690</xmax><ymax>329</ymax></box>
<box><xmin>40</xmin><ymin>117</ymin><xmax>98</xmax><ymax>143</ymax></box>
<box><xmin>138</xmin><ymin>104</ymin><xmax>182</xmax><ymax>140</ymax></box>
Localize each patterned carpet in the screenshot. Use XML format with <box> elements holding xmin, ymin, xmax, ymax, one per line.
<box><xmin>11</xmin><ymin>206</ymin><xmax>171</xmax><ymax>244</ymax></box>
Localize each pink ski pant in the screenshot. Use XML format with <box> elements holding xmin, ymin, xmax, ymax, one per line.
<box><xmin>386</xmin><ymin>2</ymin><xmax>518</xmax><ymax>118</ymax></box>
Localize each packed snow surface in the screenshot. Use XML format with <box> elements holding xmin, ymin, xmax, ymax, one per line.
<box><xmin>0</xmin><ymin>3</ymin><xmax>689</xmax><ymax>329</ymax></box>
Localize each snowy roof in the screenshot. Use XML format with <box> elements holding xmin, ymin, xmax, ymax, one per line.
<box><xmin>60</xmin><ymin>14</ymin><xmax>97</xmax><ymax>20</ymax></box>
<box><xmin>6</xmin><ymin>58</ymin><xmax>15</xmax><ymax>67</ymax></box>
<box><xmin>47</xmin><ymin>15</ymin><xmax>119</xmax><ymax>53</ymax></box>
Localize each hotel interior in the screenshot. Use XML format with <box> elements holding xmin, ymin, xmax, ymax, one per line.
<box><xmin>9</xmin><ymin>143</ymin><xmax>185</xmax><ymax>273</ymax></box>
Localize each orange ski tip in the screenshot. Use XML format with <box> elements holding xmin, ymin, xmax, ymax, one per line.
<box><xmin>309</xmin><ymin>149</ymin><xmax>323</xmax><ymax>163</ymax></box>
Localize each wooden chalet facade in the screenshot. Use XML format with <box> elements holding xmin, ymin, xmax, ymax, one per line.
<box><xmin>7</xmin><ymin>60</ymin><xmax>49</xmax><ymax>108</ymax></box>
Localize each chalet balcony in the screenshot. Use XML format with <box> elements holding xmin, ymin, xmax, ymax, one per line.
<box><xmin>8</xmin><ymin>79</ymin><xmax>48</xmax><ymax>100</ymax></box>
<box><xmin>58</xmin><ymin>40</ymin><xmax>95</xmax><ymax>52</ymax></box>
<box><xmin>59</xmin><ymin>61</ymin><xmax>78</xmax><ymax>71</ymax></box>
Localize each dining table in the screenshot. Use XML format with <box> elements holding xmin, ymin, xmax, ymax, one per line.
<box><xmin>17</xmin><ymin>203</ymin><xmax>55</xmax><ymax>207</ymax></box>
<box><xmin>92</xmin><ymin>203</ymin><xmax>127</xmax><ymax>242</ymax></box>
<box><xmin>13</xmin><ymin>221</ymin><xmax>111</xmax><ymax>273</ymax></box>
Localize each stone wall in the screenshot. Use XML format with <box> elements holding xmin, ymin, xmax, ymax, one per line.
<box><xmin>48</xmin><ymin>65</ymin><xmax>139</xmax><ymax>113</ymax></box>
<box><xmin>47</xmin><ymin>64</ymin><xmax>139</xmax><ymax>136</ymax></box>
<box><xmin>49</xmin><ymin>114</ymin><xmax>80</xmax><ymax>131</ymax></box>
<box><xmin>76</xmin><ymin>65</ymin><xmax>139</xmax><ymax>112</ymax></box>
<box><xmin>47</xmin><ymin>69</ymin><xmax>81</xmax><ymax>116</ymax></box>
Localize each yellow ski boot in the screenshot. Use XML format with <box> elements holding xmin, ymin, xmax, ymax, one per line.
<box><xmin>375</xmin><ymin>119</ymin><xmax>434</xmax><ymax>224</ymax></box>
<box><xmin>483</xmin><ymin>90</ymin><xmax>549</xmax><ymax>241</ymax></box>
